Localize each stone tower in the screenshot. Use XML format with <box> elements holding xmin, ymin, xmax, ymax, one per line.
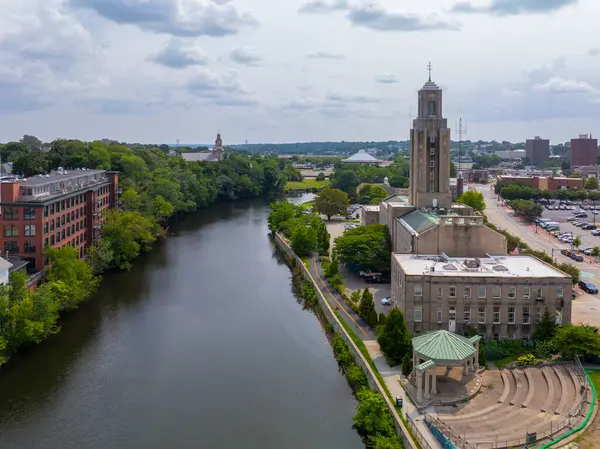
<box><xmin>213</xmin><ymin>133</ymin><xmax>224</xmax><ymax>161</ymax></box>
<box><xmin>408</xmin><ymin>64</ymin><xmax>452</xmax><ymax>209</ymax></box>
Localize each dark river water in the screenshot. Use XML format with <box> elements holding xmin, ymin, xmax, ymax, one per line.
<box><xmin>0</xmin><ymin>194</ymin><xmax>363</xmax><ymax>449</ymax></box>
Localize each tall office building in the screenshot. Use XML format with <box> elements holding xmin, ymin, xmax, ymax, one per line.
<box><xmin>570</xmin><ymin>134</ymin><xmax>598</xmax><ymax>167</ymax></box>
<box><xmin>408</xmin><ymin>70</ymin><xmax>452</xmax><ymax>209</ymax></box>
<box><xmin>525</xmin><ymin>136</ymin><xmax>549</xmax><ymax>166</ymax></box>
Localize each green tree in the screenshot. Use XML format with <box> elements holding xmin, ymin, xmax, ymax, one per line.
<box><xmin>534</xmin><ymin>308</ymin><xmax>559</xmax><ymax>342</ymax></box>
<box><xmin>291</xmin><ymin>226</ymin><xmax>317</xmax><ymax>257</ymax></box>
<box><xmin>331</xmin><ymin>169</ymin><xmax>360</xmax><ymax>195</ymax></box>
<box><xmin>86</xmin><ymin>239</ymin><xmax>115</xmax><ymax>274</ymax></box>
<box><xmin>450</xmin><ymin>161</ymin><xmax>457</xmax><ymax>178</ymax></box>
<box><xmin>585</xmin><ymin>177</ymin><xmax>599</xmax><ymax>190</ymax></box>
<box><xmin>510</xmin><ymin>199</ymin><xmax>543</xmax><ymax>222</ymax></box>
<box><xmin>315</xmin><ymin>220</ymin><xmax>330</xmax><ymax>255</ymax></box>
<box><xmin>314</xmin><ymin>187</ymin><xmax>349</xmax><ymax>220</ymax></box>
<box><xmin>20</xmin><ymin>134</ymin><xmax>44</xmax><ymax>151</ymax></box>
<box><xmin>12</xmin><ymin>151</ymin><xmax>49</xmax><ymax>177</ymax></box>
<box><xmin>456</xmin><ymin>190</ymin><xmax>486</xmax><ymax>213</ymax></box>
<box><xmin>372</xmin><ymin>436</ymin><xmax>403</xmax><ymax>449</ymax></box>
<box><xmin>593</xmin><ymin>246</ymin><xmax>600</xmax><ymax>258</ymax></box>
<box><xmin>326</xmin><ymin>258</ymin><xmax>339</xmax><ymax>277</ymax></box>
<box><xmin>333</xmin><ymin>224</ymin><xmax>391</xmax><ymax>271</ymax></box>
<box><xmin>267</xmin><ymin>201</ymin><xmax>302</xmax><ymax>232</ymax></box>
<box><xmin>377</xmin><ymin>308</ymin><xmax>411</xmax><ymax>365</ymax></box>
<box><xmin>401</xmin><ymin>352</ymin><xmax>412</xmax><ymax>376</ymax></box>
<box><xmin>352</xmin><ymin>389</ymin><xmax>396</xmax><ymax>439</ymax></box>
<box><xmin>553</xmin><ymin>324</ymin><xmax>600</xmax><ymax>358</ymax></box>
<box><xmin>557</xmin><ymin>263</ymin><xmax>580</xmax><ymax>284</ymax></box>
<box><xmin>316</xmin><ymin>172</ymin><xmax>326</xmax><ymax>181</ymax></box>
<box><xmin>573</xmin><ymin>236</ymin><xmax>582</xmax><ymax>250</ymax></box>
<box><xmin>359</xmin><ymin>288</ymin><xmax>376</xmax><ymax>326</ymax></box>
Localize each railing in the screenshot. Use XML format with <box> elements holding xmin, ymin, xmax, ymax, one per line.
<box><xmin>406</xmin><ymin>413</ymin><xmax>433</xmax><ymax>449</ymax></box>
<box><xmin>424</xmin><ymin>360</ymin><xmax>592</xmax><ymax>448</ymax></box>
<box><xmin>26</xmin><ymin>269</ymin><xmax>46</xmax><ymax>288</ymax></box>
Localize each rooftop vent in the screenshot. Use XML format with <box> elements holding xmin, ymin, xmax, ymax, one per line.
<box><xmin>464</xmin><ymin>259</ymin><xmax>480</xmax><ymax>269</ymax></box>
<box><xmin>443</xmin><ymin>264</ymin><xmax>458</xmax><ymax>271</ymax></box>
<box><xmin>492</xmin><ymin>265</ymin><xmax>509</xmax><ymax>272</ymax></box>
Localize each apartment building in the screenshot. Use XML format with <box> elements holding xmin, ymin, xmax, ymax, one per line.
<box><xmin>571</xmin><ymin>134</ymin><xmax>598</xmax><ymax>167</ymax></box>
<box><xmin>391</xmin><ymin>254</ymin><xmax>572</xmax><ymax>340</ymax></box>
<box><xmin>525</xmin><ymin>137</ymin><xmax>550</xmax><ymax>166</ymax></box>
<box><xmin>0</xmin><ymin>169</ymin><xmax>119</xmax><ymax>271</ymax></box>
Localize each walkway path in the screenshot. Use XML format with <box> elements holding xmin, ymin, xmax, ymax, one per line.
<box><xmin>309</xmin><ymin>255</ymin><xmax>441</xmax><ymax>449</ymax></box>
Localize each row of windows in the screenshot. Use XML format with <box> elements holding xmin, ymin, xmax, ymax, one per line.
<box><xmin>413</xmin><ymin>284</ymin><xmax>564</xmax><ymax>300</ymax></box>
<box><xmin>45</xmin><ymin>232</ymin><xmax>87</xmax><ymax>248</ymax></box>
<box><xmin>3</xmin><ymin>207</ymin><xmax>37</xmax><ymax>220</ymax></box>
<box><xmin>413</xmin><ymin>305</ymin><xmax>540</xmax><ymax>325</ymax></box>
<box><xmin>4</xmin><ymin>225</ymin><xmax>37</xmax><ymax>237</ymax></box>
<box><xmin>44</xmin><ymin>219</ymin><xmax>86</xmax><ymax>234</ymax></box>
<box><xmin>4</xmin><ymin>240</ymin><xmax>36</xmax><ymax>254</ymax></box>
<box><xmin>42</xmin><ymin>186</ymin><xmax>110</xmax><ymax>217</ymax></box>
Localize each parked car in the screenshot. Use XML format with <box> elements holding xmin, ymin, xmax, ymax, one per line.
<box><xmin>579</xmin><ymin>281</ymin><xmax>599</xmax><ymax>294</ymax></box>
<box><xmin>570</xmin><ymin>253</ymin><xmax>584</xmax><ymax>262</ymax></box>
<box><xmin>582</xmin><ymin>224</ymin><xmax>596</xmax><ymax>230</ymax></box>
<box><xmin>381</xmin><ymin>297</ymin><xmax>392</xmax><ymax>306</ymax></box>
<box><xmin>591</xmin><ymin>229</ymin><xmax>600</xmax><ymax>236</ymax></box>
<box><xmin>583</xmin><ymin>248</ymin><xmax>595</xmax><ymax>256</ymax></box>
<box><xmin>366</xmin><ymin>275</ymin><xmax>390</xmax><ymax>284</ymax></box>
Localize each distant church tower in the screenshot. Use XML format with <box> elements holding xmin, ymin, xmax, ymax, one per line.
<box><xmin>408</xmin><ymin>63</ymin><xmax>452</xmax><ymax>209</ymax></box>
<box><xmin>213</xmin><ymin>133</ymin><xmax>224</xmax><ymax>161</ymax></box>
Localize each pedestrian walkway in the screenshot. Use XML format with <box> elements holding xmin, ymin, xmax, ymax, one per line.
<box><xmin>365</xmin><ymin>341</ymin><xmax>442</xmax><ymax>449</ymax></box>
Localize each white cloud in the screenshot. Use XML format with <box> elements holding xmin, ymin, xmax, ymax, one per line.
<box><xmin>375</xmin><ymin>73</ymin><xmax>398</xmax><ymax>84</ymax></box>
<box><xmin>150</xmin><ymin>38</ymin><xmax>208</xmax><ymax>68</ymax></box>
<box><xmin>306</xmin><ymin>51</ymin><xmax>345</xmax><ymax>60</ymax></box>
<box><xmin>533</xmin><ymin>77</ymin><xmax>600</xmax><ymax>96</ymax></box>
<box><xmin>229</xmin><ymin>47</ymin><xmax>261</xmax><ymax>66</ymax></box>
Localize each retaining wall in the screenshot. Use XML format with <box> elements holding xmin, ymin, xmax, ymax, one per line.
<box><xmin>274</xmin><ymin>232</ymin><xmax>419</xmax><ymax>449</ymax></box>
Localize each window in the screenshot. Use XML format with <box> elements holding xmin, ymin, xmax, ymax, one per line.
<box><xmin>493</xmin><ymin>333</ymin><xmax>500</xmax><ymax>340</ymax></box>
<box><xmin>463</xmin><ymin>306</ymin><xmax>471</xmax><ymax>323</ymax></box>
<box><xmin>50</xmin><ymin>221</ymin><xmax>55</xmax><ymax>231</ymax></box>
<box><xmin>437</xmin><ymin>287</ymin><xmax>443</xmax><ymax>299</ymax></box>
<box><xmin>50</xmin><ymin>204</ymin><xmax>55</xmax><ymax>215</ymax></box>
<box><xmin>66</xmin><ymin>214</ymin><xmax>70</xmax><ymax>223</ymax></box>
<box><xmin>430</xmin><ymin>160</ymin><xmax>435</xmax><ymax>168</ymax></box>
<box><xmin>537</xmin><ymin>307</ymin><xmax>543</xmax><ymax>323</ymax></box>
<box><xmin>24</xmin><ymin>224</ymin><xmax>36</xmax><ymax>237</ymax></box>
<box><xmin>3</xmin><ymin>207</ymin><xmax>18</xmax><ymax>220</ymax></box>
<box><xmin>44</xmin><ymin>206</ymin><xmax>48</xmax><ymax>218</ymax></box>
<box><xmin>55</xmin><ymin>218</ymin><xmax>60</xmax><ymax>228</ymax></box>
<box><xmin>464</xmin><ymin>286</ymin><xmax>471</xmax><ymax>298</ymax></box>
<box><xmin>523</xmin><ymin>333</ymin><xmax>530</xmax><ymax>340</ymax></box>
<box><xmin>430</xmin><ymin>148</ymin><xmax>435</xmax><ymax>155</ymax></box>
<box><xmin>523</xmin><ymin>287</ymin><xmax>531</xmax><ymax>299</ymax></box>
<box><xmin>508</xmin><ymin>287</ymin><xmax>516</xmax><ymax>299</ymax></box>
<box><xmin>449</xmin><ymin>286</ymin><xmax>457</xmax><ymax>298</ymax></box>
<box><xmin>4</xmin><ymin>225</ymin><xmax>18</xmax><ymax>237</ymax></box>
<box><xmin>24</xmin><ymin>241</ymin><xmax>36</xmax><ymax>254</ymax></box>
<box><xmin>71</xmin><ymin>212</ymin><xmax>75</xmax><ymax>221</ymax></box>
<box><xmin>436</xmin><ymin>307</ymin><xmax>443</xmax><ymax>323</ymax></box>
<box><xmin>493</xmin><ymin>286</ymin><xmax>501</xmax><ymax>298</ymax></box>
<box><xmin>449</xmin><ymin>306</ymin><xmax>456</xmax><ymax>320</ymax></box>
<box><xmin>537</xmin><ymin>288</ymin><xmax>543</xmax><ymax>299</ymax></box>
<box><xmin>56</xmin><ymin>202</ymin><xmax>61</xmax><ymax>213</ymax></box>
<box><xmin>23</xmin><ymin>207</ymin><xmax>36</xmax><ymax>220</ymax></box>
<box><xmin>76</xmin><ymin>235</ymin><xmax>79</xmax><ymax>246</ymax></box>
<box><xmin>3</xmin><ymin>241</ymin><xmax>18</xmax><ymax>253</ymax></box>
<box><xmin>50</xmin><ymin>235</ymin><xmax>55</xmax><ymax>246</ymax></box>
<box><xmin>61</xmin><ymin>216</ymin><xmax>65</xmax><ymax>226</ymax></box>
<box><xmin>61</xmin><ymin>230</ymin><xmax>65</xmax><ymax>240</ymax></box>
<box><xmin>414</xmin><ymin>306</ymin><xmax>422</xmax><ymax>323</ymax></box>
<box><xmin>478</xmin><ymin>285</ymin><xmax>486</xmax><ymax>298</ymax></box>
<box><xmin>414</xmin><ymin>284</ymin><xmax>423</xmax><ymax>297</ymax></box>
<box><xmin>493</xmin><ymin>307</ymin><xmax>501</xmax><ymax>324</ymax></box>
<box><xmin>556</xmin><ymin>287</ymin><xmax>564</xmax><ymax>299</ymax></box>
<box><xmin>44</xmin><ymin>222</ymin><xmax>49</xmax><ymax>234</ymax></box>
<box><xmin>478</xmin><ymin>307</ymin><xmax>486</xmax><ymax>324</ymax></box>
<box><xmin>429</xmin><ymin>172</ymin><xmax>435</xmax><ymax>180</ymax></box>
<box><xmin>429</xmin><ymin>184</ymin><xmax>435</xmax><ymax>192</ymax></box>
<box><xmin>508</xmin><ymin>307</ymin><xmax>515</xmax><ymax>324</ymax></box>
<box><xmin>67</xmin><ymin>227</ymin><xmax>71</xmax><ymax>237</ymax></box>
<box><xmin>44</xmin><ymin>238</ymin><xmax>49</xmax><ymax>247</ymax></box>
<box><xmin>428</xmin><ymin>100</ymin><xmax>436</xmax><ymax>116</ymax></box>
<box><xmin>56</xmin><ymin>232</ymin><xmax>60</xmax><ymax>243</ymax></box>
<box><xmin>523</xmin><ymin>307</ymin><xmax>530</xmax><ymax>325</ymax></box>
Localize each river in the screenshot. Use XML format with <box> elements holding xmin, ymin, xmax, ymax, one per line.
<box><xmin>0</xmin><ymin>194</ymin><xmax>363</xmax><ymax>449</ymax></box>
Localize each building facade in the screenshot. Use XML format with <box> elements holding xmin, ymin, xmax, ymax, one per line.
<box><xmin>409</xmin><ymin>75</ymin><xmax>452</xmax><ymax>209</ymax></box>
<box><xmin>525</xmin><ymin>137</ymin><xmax>550</xmax><ymax>166</ymax></box>
<box><xmin>496</xmin><ymin>175</ymin><xmax>584</xmax><ymax>191</ymax></box>
<box><xmin>570</xmin><ymin>134</ymin><xmax>598</xmax><ymax>167</ymax></box>
<box><xmin>391</xmin><ymin>254</ymin><xmax>572</xmax><ymax>340</ymax></box>
<box><xmin>0</xmin><ymin>169</ymin><xmax>118</xmax><ymax>270</ymax></box>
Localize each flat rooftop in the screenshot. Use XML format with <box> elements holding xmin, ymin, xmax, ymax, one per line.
<box><xmin>15</xmin><ymin>169</ymin><xmax>107</xmax><ymax>187</ymax></box>
<box><xmin>362</xmin><ymin>205</ymin><xmax>380</xmax><ymax>212</ymax></box>
<box><xmin>393</xmin><ymin>254</ymin><xmax>570</xmax><ymax>279</ymax></box>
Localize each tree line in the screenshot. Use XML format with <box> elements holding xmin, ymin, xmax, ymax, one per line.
<box><xmin>495</xmin><ymin>181</ymin><xmax>600</xmax><ymax>202</ymax></box>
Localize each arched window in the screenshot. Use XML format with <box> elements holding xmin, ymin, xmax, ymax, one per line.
<box><xmin>428</xmin><ymin>101</ymin><xmax>436</xmax><ymax>116</ymax></box>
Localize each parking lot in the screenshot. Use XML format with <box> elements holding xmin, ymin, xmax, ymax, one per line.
<box><xmin>537</xmin><ymin>202</ymin><xmax>600</xmax><ymax>254</ymax></box>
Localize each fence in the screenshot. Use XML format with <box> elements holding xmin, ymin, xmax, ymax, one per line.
<box><xmin>406</xmin><ymin>413</ymin><xmax>433</xmax><ymax>449</ymax></box>
<box><xmin>423</xmin><ymin>360</ymin><xmax>592</xmax><ymax>448</ymax></box>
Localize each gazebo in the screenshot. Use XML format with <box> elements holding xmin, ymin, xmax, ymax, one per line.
<box><xmin>411</xmin><ymin>330</ymin><xmax>481</xmax><ymax>402</ymax></box>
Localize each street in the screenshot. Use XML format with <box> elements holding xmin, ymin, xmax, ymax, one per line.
<box><xmin>474</xmin><ymin>184</ymin><xmax>600</xmax><ymax>328</ymax></box>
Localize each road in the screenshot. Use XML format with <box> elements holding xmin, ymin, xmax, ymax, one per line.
<box><xmin>475</xmin><ymin>184</ymin><xmax>600</xmax><ymax>328</ymax></box>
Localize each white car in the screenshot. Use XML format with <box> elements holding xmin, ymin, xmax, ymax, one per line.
<box><xmin>381</xmin><ymin>297</ymin><xmax>392</xmax><ymax>306</ymax></box>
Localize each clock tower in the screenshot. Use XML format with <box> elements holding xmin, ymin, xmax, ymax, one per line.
<box><xmin>408</xmin><ymin>63</ymin><xmax>452</xmax><ymax>209</ymax></box>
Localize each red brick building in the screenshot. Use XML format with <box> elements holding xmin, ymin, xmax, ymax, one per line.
<box><xmin>570</xmin><ymin>134</ymin><xmax>598</xmax><ymax>167</ymax></box>
<box><xmin>496</xmin><ymin>175</ymin><xmax>584</xmax><ymax>191</ymax></box>
<box><xmin>0</xmin><ymin>169</ymin><xmax>118</xmax><ymax>271</ymax></box>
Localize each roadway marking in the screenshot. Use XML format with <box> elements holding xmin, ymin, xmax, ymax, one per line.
<box><xmin>312</xmin><ymin>257</ymin><xmax>369</xmax><ymax>338</ymax></box>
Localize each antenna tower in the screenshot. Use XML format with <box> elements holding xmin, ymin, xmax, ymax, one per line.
<box><xmin>456</xmin><ymin>118</ymin><xmax>467</xmax><ymax>178</ymax></box>
<box><xmin>176</xmin><ymin>138</ymin><xmax>180</xmax><ymax>146</ymax></box>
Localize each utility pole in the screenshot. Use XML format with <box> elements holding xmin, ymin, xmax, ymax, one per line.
<box><xmin>456</xmin><ymin>117</ymin><xmax>468</xmax><ymax>179</ymax></box>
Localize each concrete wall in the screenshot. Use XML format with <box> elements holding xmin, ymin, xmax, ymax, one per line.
<box><xmin>273</xmin><ymin>233</ymin><xmax>419</xmax><ymax>449</ymax></box>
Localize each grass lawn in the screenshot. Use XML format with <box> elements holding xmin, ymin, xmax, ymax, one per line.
<box><xmin>300</xmin><ymin>200</ymin><xmax>314</xmax><ymax>210</ymax></box>
<box><xmin>493</xmin><ymin>353</ymin><xmax>524</xmax><ymax>369</ymax></box>
<box><xmin>285</xmin><ymin>179</ymin><xmax>330</xmax><ymax>190</ymax></box>
<box><xmin>300</xmin><ymin>256</ymin><xmax>310</xmax><ymax>267</ymax></box>
<box><xmin>587</xmin><ymin>370</ymin><xmax>600</xmax><ymax>392</ymax></box>
<box><xmin>572</xmin><ymin>370</ymin><xmax>600</xmax><ymax>448</ymax></box>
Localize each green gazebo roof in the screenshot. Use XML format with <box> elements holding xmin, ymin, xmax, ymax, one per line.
<box><xmin>412</xmin><ymin>330</ymin><xmax>476</xmax><ymax>363</ymax></box>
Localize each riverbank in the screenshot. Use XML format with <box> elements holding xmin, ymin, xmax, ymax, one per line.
<box><xmin>273</xmin><ymin>232</ymin><xmax>420</xmax><ymax>449</ymax></box>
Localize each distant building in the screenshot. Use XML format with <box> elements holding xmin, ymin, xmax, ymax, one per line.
<box><xmin>0</xmin><ymin>169</ymin><xmax>119</xmax><ymax>271</ymax></box>
<box><xmin>573</xmin><ymin>165</ymin><xmax>600</xmax><ymax>179</ymax></box>
<box><xmin>0</xmin><ymin>256</ymin><xmax>11</xmax><ymax>285</ymax></box>
<box><xmin>341</xmin><ymin>149</ymin><xmax>381</xmax><ymax>165</ymax></box>
<box><xmin>495</xmin><ymin>149</ymin><xmax>526</xmax><ymax>160</ymax></box>
<box><xmin>391</xmin><ymin>253</ymin><xmax>572</xmax><ymax>339</ymax></box>
<box><xmin>182</xmin><ymin>133</ymin><xmax>224</xmax><ymax>163</ymax></box>
<box><xmin>570</xmin><ymin>134</ymin><xmax>598</xmax><ymax>167</ymax></box>
<box><xmin>525</xmin><ymin>137</ymin><xmax>550</xmax><ymax>166</ymax></box>
<box><xmin>497</xmin><ymin>175</ymin><xmax>584</xmax><ymax>191</ymax></box>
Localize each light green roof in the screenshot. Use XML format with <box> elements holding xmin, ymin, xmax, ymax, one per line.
<box><xmin>416</xmin><ymin>360</ymin><xmax>436</xmax><ymax>371</ymax></box>
<box><xmin>400</xmin><ymin>210</ymin><xmax>439</xmax><ymax>234</ymax></box>
<box><xmin>412</xmin><ymin>330</ymin><xmax>475</xmax><ymax>362</ymax></box>
<box><xmin>469</xmin><ymin>335</ymin><xmax>482</xmax><ymax>344</ymax></box>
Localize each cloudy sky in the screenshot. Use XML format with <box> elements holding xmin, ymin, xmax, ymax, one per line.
<box><xmin>0</xmin><ymin>0</ymin><xmax>598</xmax><ymax>145</ymax></box>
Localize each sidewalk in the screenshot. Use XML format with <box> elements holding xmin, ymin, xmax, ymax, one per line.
<box><xmin>365</xmin><ymin>341</ymin><xmax>442</xmax><ymax>449</ymax></box>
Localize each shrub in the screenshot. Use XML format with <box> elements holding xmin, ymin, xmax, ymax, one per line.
<box><xmin>378</xmin><ymin>312</ymin><xmax>387</xmax><ymax>328</ymax></box>
<box><xmin>534</xmin><ymin>340</ymin><xmax>556</xmax><ymax>359</ymax></box>
<box><xmin>478</xmin><ymin>344</ymin><xmax>487</xmax><ymax>368</ymax></box>
<box><xmin>485</xmin><ymin>341</ymin><xmax>508</xmax><ymax>360</ymax></box>
<box><xmin>328</xmin><ymin>274</ymin><xmax>343</xmax><ymax>289</ymax></box>
<box><xmin>346</xmin><ymin>364</ymin><xmax>368</xmax><ymax>391</ymax></box>
<box><xmin>401</xmin><ymin>353</ymin><xmax>412</xmax><ymax>377</ymax></box>
<box><xmin>350</xmin><ymin>290</ymin><xmax>362</xmax><ymax>303</ymax></box>
<box><xmin>516</xmin><ymin>353</ymin><xmax>536</xmax><ymax>367</ymax></box>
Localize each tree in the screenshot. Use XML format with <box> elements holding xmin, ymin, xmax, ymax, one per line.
<box><xmin>377</xmin><ymin>308</ymin><xmax>411</xmax><ymax>365</ymax></box>
<box><xmin>314</xmin><ymin>187</ymin><xmax>349</xmax><ymax>220</ymax></box>
<box><xmin>510</xmin><ymin>199</ymin><xmax>543</xmax><ymax>222</ymax></box>
<box><xmin>534</xmin><ymin>307</ymin><xmax>559</xmax><ymax>342</ymax></box>
<box><xmin>20</xmin><ymin>135</ymin><xmax>43</xmax><ymax>151</ymax></box>
<box><xmin>331</xmin><ymin>169</ymin><xmax>360</xmax><ymax>194</ymax></box>
<box><xmin>456</xmin><ymin>190</ymin><xmax>486</xmax><ymax>213</ymax></box>
<box><xmin>267</xmin><ymin>201</ymin><xmax>302</xmax><ymax>232</ymax></box>
<box><xmin>352</xmin><ymin>389</ymin><xmax>396</xmax><ymax>439</ymax></box>
<box><xmin>12</xmin><ymin>151</ymin><xmax>48</xmax><ymax>177</ymax></box>
<box><xmin>359</xmin><ymin>288</ymin><xmax>376</xmax><ymax>327</ymax></box>
<box><xmin>315</xmin><ymin>220</ymin><xmax>330</xmax><ymax>255</ymax></box>
<box><xmin>86</xmin><ymin>238</ymin><xmax>115</xmax><ymax>274</ymax></box>
<box><xmin>585</xmin><ymin>177</ymin><xmax>599</xmax><ymax>190</ymax></box>
<box><xmin>333</xmin><ymin>224</ymin><xmax>391</xmax><ymax>271</ymax></box>
<box><xmin>316</xmin><ymin>172</ymin><xmax>326</xmax><ymax>181</ymax></box>
<box><xmin>557</xmin><ymin>263</ymin><xmax>580</xmax><ymax>284</ymax></box>
<box><xmin>573</xmin><ymin>236</ymin><xmax>582</xmax><ymax>250</ymax></box>
<box><xmin>553</xmin><ymin>324</ymin><xmax>600</xmax><ymax>358</ymax></box>
<box><xmin>372</xmin><ymin>436</ymin><xmax>403</xmax><ymax>449</ymax></box>
<box><xmin>358</xmin><ymin>184</ymin><xmax>388</xmax><ymax>205</ymax></box>
<box><xmin>291</xmin><ymin>226</ymin><xmax>317</xmax><ymax>257</ymax></box>
<box><xmin>450</xmin><ymin>161</ymin><xmax>457</xmax><ymax>178</ymax></box>
<box><xmin>593</xmin><ymin>246</ymin><xmax>600</xmax><ymax>258</ymax></box>
<box><xmin>401</xmin><ymin>352</ymin><xmax>412</xmax><ymax>376</ymax></box>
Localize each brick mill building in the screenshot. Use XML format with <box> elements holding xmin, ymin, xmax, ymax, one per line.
<box><xmin>0</xmin><ymin>169</ymin><xmax>118</xmax><ymax>271</ymax></box>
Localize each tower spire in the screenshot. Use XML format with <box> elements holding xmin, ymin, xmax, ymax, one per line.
<box><xmin>427</xmin><ymin>61</ymin><xmax>432</xmax><ymax>82</ymax></box>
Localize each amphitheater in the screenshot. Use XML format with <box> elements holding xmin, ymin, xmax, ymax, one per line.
<box><xmin>425</xmin><ymin>363</ymin><xmax>593</xmax><ymax>448</ymax></box>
